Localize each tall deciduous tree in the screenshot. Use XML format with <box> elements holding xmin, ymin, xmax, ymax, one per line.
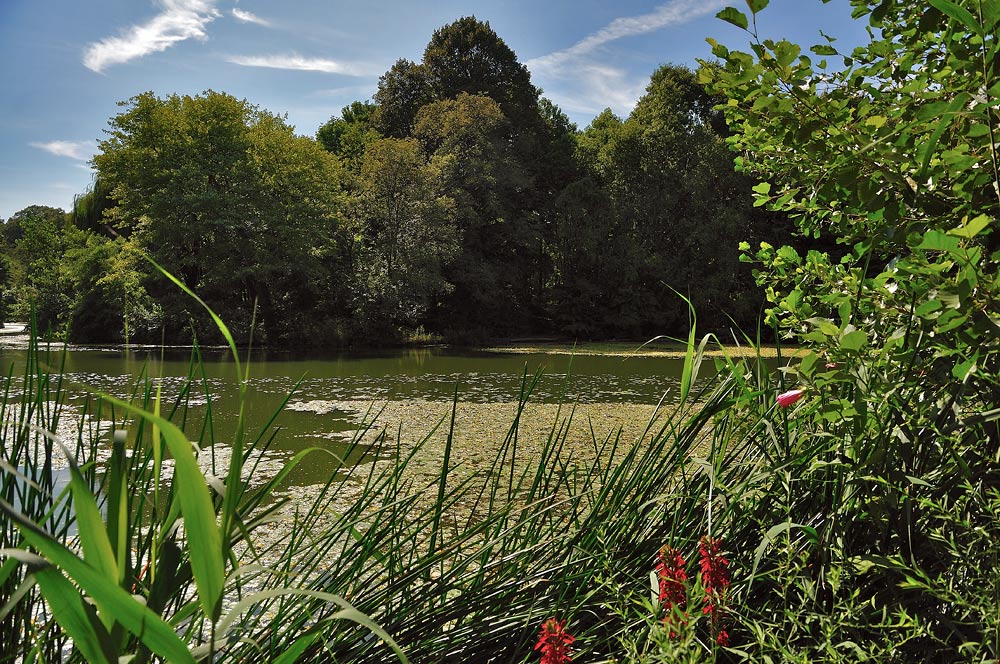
<box><xmin>95</xmin><ymin>90</ymin><xmax>346</xmax><ymax>344</ymax></box>
<box><xmin>8</xmin><ymin>206</ymin><xmax>72</xmax><ymax>331</ymax></box>
<box><xmin>373</xmin><ymin>60</ymin><xmax>433</xmax><ymax>139</ymax></box>
<box><xmin>354</xmin><ymin>137</ymin><xmax>458</xmax><ymax>333</ymax></box>
<box><xmin>370</xmin><ymin>18</ymin><xmax>579</xmax><ymax>336</ymax></box>
<box><xmin>554</xmin><ymin>64</ymin><xmax>770</xmax><ymax>337</ymax></box>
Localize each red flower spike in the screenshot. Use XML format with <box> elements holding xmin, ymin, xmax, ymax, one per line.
<box><xmin>535</xmin><ymin>618</ymin><xmax>574</xmax><ymax>664</ymax></box>
<box><xmin>655</xmin><ymin>546</ymin><xmax>689</xmax><ymax>637</ymax></box>
<box><xmin>699</xmin><ymin>536</ymin><xmax>731</xmax><ymax>647</ymax></box>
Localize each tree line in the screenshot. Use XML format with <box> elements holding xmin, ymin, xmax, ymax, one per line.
<box><xmin>0</xmin><ymin>17</ymin><xmax>792</xmax><ymax>347</ymax></box>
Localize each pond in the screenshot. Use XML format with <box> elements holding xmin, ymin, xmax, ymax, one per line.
<box><xmin>0</xmin><ymin>336</ymin><xmax>729</xmax><ymax>486</ymax></box>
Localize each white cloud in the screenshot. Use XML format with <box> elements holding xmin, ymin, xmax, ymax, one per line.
<box><xmin>231</xmin><ymin>8</ymin><xmax>271</xmax><ymax>26</ymax></box>
<box><xmin>310</xmin><ymin>84</ymin><xmax>378</xmax><ymax>98</ymax></box>
<box><xmin>527</xmin><ymin>0</ymin><xmax>730</xmax><ymax>72</ymax></box>
<box><xmin>83</xmin><ymin>0</ymin><xmax>220</xmax><ymax>73</ymax></box>
<box><xmin>225</xmin><ymin>53</ymin><xmax>373</xmax><ymax>76</ymax></box>
<box><xmin>550</xmin><ymin>65</ymin><xmax>649</xmax><ymax>118</ymax></box>
<box><xmin>30</xmin><ymin>140</ymin><xmax>94</xmax><ymax>161</ymax></box>
<box><xmin>525</xmin><ymin>0</ymin><xmax>730</xmax><ymax>123</ymax></box>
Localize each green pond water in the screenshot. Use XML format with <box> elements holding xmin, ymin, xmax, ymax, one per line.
<box><xmin>0</xmin><ymin>340</ymin><xmax>711</xmax><ymax>485</ymax></box>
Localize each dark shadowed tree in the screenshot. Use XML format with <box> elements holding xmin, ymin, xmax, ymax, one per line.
<box><xmin>373</xmin><ymin>59</ymin><xmax>434</xmax><ymax>138</ymax></box>
<box><xmin>555</xmin><ymin>64</ymin><xmax>772</xmax><ymax>336</ymax></box>
<box><xmin>369</xmin><ymin>17</ymin><xmax>580</xmax><ymax>337</ymax></box>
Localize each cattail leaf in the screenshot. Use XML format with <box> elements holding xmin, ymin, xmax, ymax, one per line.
<box><xmin>217</xmin><ymin>587</ymin><xmax>407</xmax><ymax>663</ymax></box>
<box><xmin>89</xmin><ymin>393</ymin><xmax>225</xmax><ymax>622</ymax></box>
<box><xmin>34</xmin><ymin>566</ymin><xmax>113</xmax><ymax>664</ymax></box>
<box><xmin>0</xmin><ymin>498</ymin><xmax>196</xmax><ymax>663</ymax></box>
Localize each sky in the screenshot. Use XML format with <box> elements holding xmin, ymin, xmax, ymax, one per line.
<box><xmin>0</xmin><ymin>0</ymin><xmax>872</xmax><ymax>220</ymax></box>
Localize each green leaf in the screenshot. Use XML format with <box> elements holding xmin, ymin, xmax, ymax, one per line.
<box><xmin>917</xmin><ymin>230</ymin><xmax>962</xmax><ymax>252</ymax></box>
<box><xmin>807</xmin><ymin>317</ymin><xmax>840</xmax><ymax>336</ymax></box>
<box><xmin>745</xmin><ymin>0</ymin><xmax>769</xmax><ymax>13</ymax></box>
<box><xmin>66</xmin><ymin>464</ymin><xmax>120</xmax><ymax>627</ymax></box>
<box><xmin>272</xmin><ymin>633</ymin><xmax>323</xmax><ymax>664</ymax></box>
<box><xmin>928</xmin><ymin>0</ymin><xmax>983</xmax><ymax>33</ymax></box>
<box><xmin>984</xmin><ymin>0</ymin><xmax>1000</xmax><ymax>27</ymax></box>
<box><xmin>952</xmin><ymin>353</ymin><xmax>978</xmax><ymax>381</ymax></box>
<box><xmin>918</xmin><ymin>93</ymin><xmax>971</xmax><ymax>181</ymax></box>
<box><xmin>35</xmin><ymin>566</ymin><xmax>113</xmax><ymax>664</ymax></box>
<box><xmin>948</xmin><ymin>214</ymin><xmax>991</xmax><ymax>239</ymax></box>
<box><xmin>93</xmin><ymin>394</ymin><xmax>225</xmax><ymax>621</ymax></box>
<box><xmin>750</xmin><ymin>522</ymin><xmax>818</xmax><ymax>585</ymax></box>
<box><xmin>773</xmin><ymin>40</ymin><xmax>801</xmax><ymax>67</ymax></box>
<box><xmin>915</xmin><ymin>299</ymin><xmax>943</xmax><ymax>317</ymax></box>
<box><xmin>798</xmin><ymin>352</ymin><xmax>818</xmax><ymax>377</ymax></box>
<box><xmin>751</xmin><ymin>181</ymin><xmax>771</xmax><ymax>195</ymax></box>
<box><xmin>810</xmin><ymin>44</ymin><xmax>838</xmax><ymax>56</ymax></box>
<box><xmin>841</xmin><ymin>329</ymin><xmax>868</xmax><ymax>351</ymax></box>
<box><xmin>717</xmin><ymin>7</ymin><xmax>749</xmax><ymax>30</ymax></box>
<box><xmin>0</xmin><ymin>499</ymin><xmax>196</xmax><ymax>663</ymax></box>
<box><xmin>218</xmin><ymin>588</ymin><xmax>408</xmax><ymax>663</ymax></box>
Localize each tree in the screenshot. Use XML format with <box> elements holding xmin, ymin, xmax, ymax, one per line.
<box><xmin>10</xmin><ymin>206</ymin><xmax>72</xmax><ymax>332</ymax></box>
<box><xmin>94</xmin><ymin>90</ymin><xmax>346</xmax><ymax>344</ymax></box>
<box><xmin>70</xmin><ymin>176</ymin><xmax>115</xmax><ymax>235</ymax></box>
<box><xmin>367</xmin><ymin>18</ymin><xmax>582</xmax><ymax>337</ymax></box>
<box><xmin>422</xmin><ymin>17</ymin><xmax>540</xmax><ymax>130</ymax></box>
<box><xmin>353</xmin><ymin>138</ymin><xmax>458</xmax><ymax>333</ymax></box>
<box><xmin>373</xmin><ymin>59</ymin><xmax>433</xmax><ymax>138</ymax></box>
<box><xmin>317</xmin><ymin>101</ymin><xmax>381</xmax><ymax>170</ymax></box>
<box><xmin>411</xmin><ymin>93</ymin><xmax>531</xmax><ymax>335</ymax></box>
<box><xmin>555</xmin><ymin>65</ymin><xmax>770</xmax><ymax>337</ymax></box>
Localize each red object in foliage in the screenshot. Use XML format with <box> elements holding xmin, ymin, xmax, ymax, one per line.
<box><xmin>656</xmin><ymin>546</ymin><xmax>689</xmax><ymax>636</ymax></box>
<box><xmin>699</xmin><ymin>536</ymin><xmax>731</xmax><ymax>646</ymax></box>
<box><xmin>535</xmin><ymin>618</ymin><xmax>574</xmax><ymax>664</ymax></box>
<box><xmin>776</xmin><ymin>388</ymin><xmax>805</xmax><ymax>408</ymax></box>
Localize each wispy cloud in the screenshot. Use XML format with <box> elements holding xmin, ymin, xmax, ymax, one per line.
<box><xmin>525</xmin><ymin>0</ymin><xmax>729</xmax><ymax>122</ymax></box>
<box><xmin>527</xmin><ymin>0</ymin><xmax>730</xmax><ymax>72</ymax></box>
<box><xmin>231</xmin><ymin>7</ymin><xmax>271</xmax><ymax>26</ymax></box>
<box><xmin>549</xmin><ymin>65</ymin><xmax>649</xmax><ymax>117</ymax></box>
<box><xmin>83</xmin><ymin>0</ymin><xmax>220</xmax><ymax>73</ymax></box>
<box><xmin>30</xmin><ymin>140</ymin><xmax>94</xmax><ymax>161</ymax></box>
<box><xmin>225</xmin><ymin>53</ymin><xmax>373</xmax><ymax>76</ymax></box>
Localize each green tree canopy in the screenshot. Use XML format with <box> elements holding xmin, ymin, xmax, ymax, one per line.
<box><xmin>317</xmin><ymin>101</ymin><xmax>381</xmax><ymax>170</ymax></box>
<box><xmin>94</xmin><ymin>90</ymin><xmax>346</xmax><ymax>344</ymax></box>
<box><xmin>353</xmin><ymin>137</ymin><xmax>458</xmax><ymax>333</ymax></box>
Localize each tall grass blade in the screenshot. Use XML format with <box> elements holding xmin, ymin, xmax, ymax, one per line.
<box><xmin>0</xmin><ymin>499</ymin><xmax>196</xmax><ymax>664</ymax></box>
<box><xmin>89</xmin><ymin>393</ymin><xmax>224</xmax><ymax>622</ymax></box>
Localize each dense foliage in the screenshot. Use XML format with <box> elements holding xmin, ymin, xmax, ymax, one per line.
<box><xmin>4</xmin><ymin>2</ymin><xmax>1000</xmax><ymax>662</ymax></box>
<box><xmin>1</xmin><ymin>17</ymin><xmax>775</xmax><ymax>346</ymax></box>
<box><xmin>660</xmin><ymin>0</ymin><xmax>1000</xmax><ymax>659</ymax></box>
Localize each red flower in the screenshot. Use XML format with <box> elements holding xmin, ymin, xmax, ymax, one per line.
<box><xmin>699</xmin><ymin>536</ymin><xmax>731</xmax><ymax>646</ymax></box>
<box><xmin>776</xmin><ymin>388</ymin><xmax>805</xmax><ymax>408</ymax></box>
<box><xmin>535</xmin><ymin>618</ymin><xmax>574</xmax><ymax>664</ymax></box>
<box><xmin>656</xmin><ymin>546</ymin><xmax>688</xmax><ymax>636</ymax></box>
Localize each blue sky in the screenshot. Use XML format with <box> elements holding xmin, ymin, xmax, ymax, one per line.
<box><xmin>0</xmin><ymin>0</ymin><xmax>871</xmax><ymax>219</ymax></box>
